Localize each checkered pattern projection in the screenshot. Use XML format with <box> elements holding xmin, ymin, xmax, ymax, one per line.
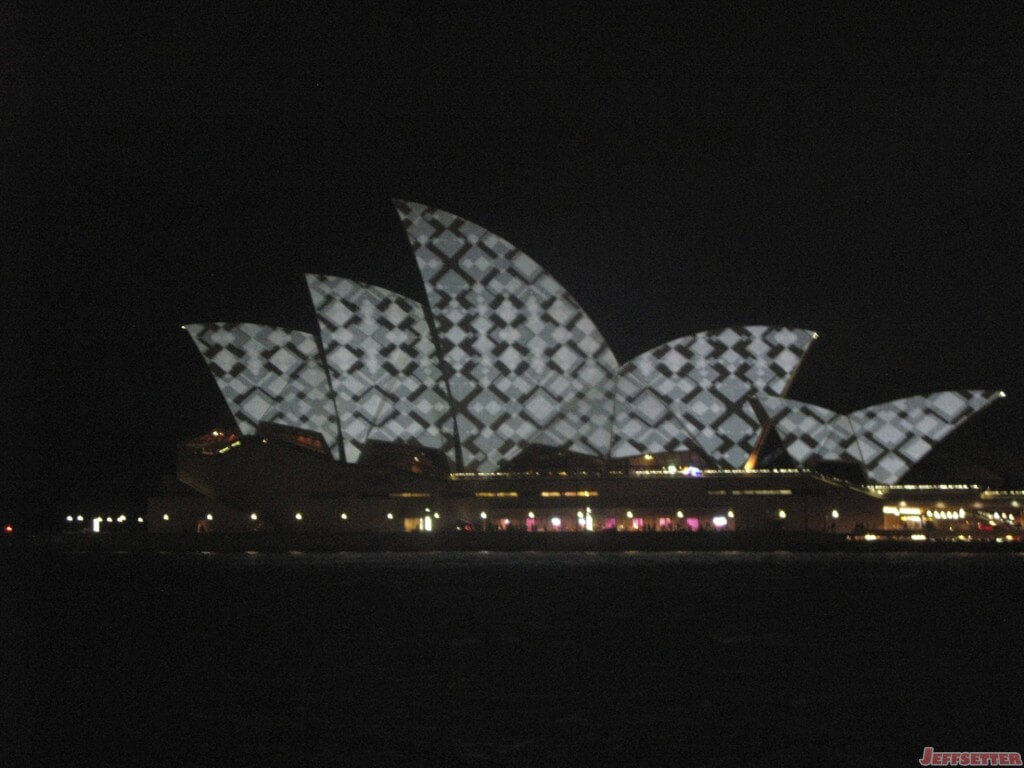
<box><xmin>759</xmin><ymin>390</ymin><xmax>1003</xmax><ymax>484</ymax></box>
<box><xmin>305</xmin><ymin>275</ymin><xmax>452</xmax><ymax>463</ymax></box>
<box><xmin>395</xmin><ymin>200</ymin><xmax>620</xmax><ymax>470</ymax></box>
<box><xmin>184</xmin><ymin>323</ymin><xmax>342</xmax><ymax>460</ymax></box>
<box><xmin>612</xmin><ymin>326</ymin><xmax>816</xmax><ymax>466</ymax></box>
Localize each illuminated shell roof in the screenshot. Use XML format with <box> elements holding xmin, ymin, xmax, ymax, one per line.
<box><xmin>613</xmin><ymin>326</ymin><xmax>816</xmax><ymax>466</ymax></box>
<box><xmin>185</xmin><ymin>322</ymin><xmax>342</xmax><ymax>460</ymax></box>
<box><xmin>306</xmin><ymin>274</ymin><xmax>452</xmax><ymax>463</ymax></box>
<box><xmin>759</xmin><ymin>390</ymin><xmax>1005</xmax><ymax>484</ymax></box>
<box><xmin>183</xmin><ymin>202</ymin><xmax>1003</xmax><ymax>481</ymax></box>
<box><xmin>395</xmin><ymin>199</ymin><xmax>619</xmax><ymax>471</ymax></box>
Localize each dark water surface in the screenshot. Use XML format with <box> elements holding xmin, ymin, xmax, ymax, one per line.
<box><xmin>3</xmin><ymin>550</ymin><xmax>1021</xmax><ymax>766</ymax></box>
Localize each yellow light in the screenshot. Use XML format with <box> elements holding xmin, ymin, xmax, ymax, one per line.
<box><xmin>863</xmin><ymin>534</ymin><xmax>879</xmax><ymax>541</ymax></box>
<box><xmin>643</xmin><ymin>454</ymin><xmax>654</xmax><ymax>461</ymax></box>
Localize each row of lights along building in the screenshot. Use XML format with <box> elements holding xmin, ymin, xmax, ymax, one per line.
<box><xmin>126</xmin><ymin>437</ymin><xmax>1024</xmax><ymax>541</ymax></box>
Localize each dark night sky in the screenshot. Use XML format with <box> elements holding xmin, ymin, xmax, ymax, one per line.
<box><xmin>5</xmin><ymin>4</ymin><xmax>1024</xmax><ymax>516</ymax></box>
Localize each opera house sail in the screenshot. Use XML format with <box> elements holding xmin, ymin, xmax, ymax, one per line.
<box><xmin>182</xmin><ymin>201</ymin><xmax>1004</xmax><ymax>487</ymax></box>
<box><xmin>395</xmin><ymin>200</ymin><xmax>620</xmax><ymax>470</ymax></box>
<box><xmin>184</xmin><ymin>322</ymin><xmax>343</xmax><ymax>460</ymax></box>
<box><xmin>758</xmin><ymin>390</ymin><xmax>1004</xmax><ymax>484</ymax></box>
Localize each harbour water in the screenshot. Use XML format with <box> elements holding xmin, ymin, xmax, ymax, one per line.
<box><xmin>4</xmin><ymin>549</ymin><xmax>1021</xmax><ymax>766</ymax></box>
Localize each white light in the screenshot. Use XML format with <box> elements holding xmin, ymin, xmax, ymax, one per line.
<box><xmin>76</xmin><ymin>515</ymin><xmax>84</xmax><ymax>522</ymax></box>
<box><xmin>162</xmin><ymin>514</ymin><xmax>169</xmax><ymax>521</ymax></box>
<box><xmin>585</xmin><ymin>506</ymin><xmax>591</xmax><ymax>514</ymax></box>
<box><xmin>863</xmin><ymin>534</ymin><xmax>879</xmax><ymax>541</ymax></box>
<box><xmin>206</xmin><ymin>514</ymin><xmax>213</xmax><ymax>521</ymax></box>
<box><xmin>626</xmin><ymin>510</ymin><xmax>634</xmax><ymax>519</ymax></box>
<box><xmin>551</xmin><ymin>517</ymin><xmax>561</xmax><ymax>528</ymax></box>
<box><xmin>66</xmin><ymin>516</ymin><xmax>73</xmax><ymax>522</ymax></box>
<box><xmin>577</xmin><ymin>511</ymin><xmax>584</xmax><ymax>519</ymax></box>
<box><xmin>527</xmin><ymin>511</ymin><xmax>535</xmax><ymax>519</ymax></box>
<box><xmin>831</xmin><ymin>510</ymin><xmax>839</xmax><ymax>519</ymax></box>
<box><xmin>295</xmin><ymin>512</ymin><xmax>303</xmax><ymax>521</ymax></box>
<box><xmin>92</xmin><ymin>518</ymin><xmax>101</xmax><ymax>533</ymax></box>
<box><xmin>387</xmin><ymin>513</ymin><xmax>394</xmax><ymax>520</ymax></box>
<box><xmin>676</xmin><ymin>510</ymin><xmax>684</xmax><ymax>519</ymax></box>
<box><xmin>778</xmin><ymin>510</ymin><xmax>787</xmax><ymax>519</ymax></box>
<box><xmin>341</xmin><ymin>512</ymin><xmax>348</xmax><ymax>520</ymax></box>
<box><xmin>911</xmin><ymin>534</ymin><xmax>927</xmax><ymax>541</ymax></box>
<box><xmin>480</xmin><ymin>511</ymin><xmax>487</xmax><ymax>519</ymax></box>
<box><xmin>106</xmin><ymin>517</ymin><xmax>113</xmax><ymax>523</ymax></box>
<box><xmin>423</xmin><ymin>515</ymin><xmax>432</xmax><ymax>532</ymax></box>
<box><xmin>137</xmin><ymin>517</ymin><xmax>144</xmax><ymax>523</ymax></box>
<box><xmin>433</xmin><ymin>512</ymin><xmax>440</xmax><ymax>519</ymax></box>
<box><xmin>425</xmin><ymin>507</ymin><xmax>431</xmax><ymax>513</ymax></box>
<box><xmin>712</xmin><ymin>516</ymin><xmax>728</xmax><ymax>528</ymax></box>
<box><xmin>250</xmin><ymin>513</ymin><xmax>258</xmax><ymax>521</ymax></box>
<box><xmin>667</xmin><ymin>464</ymin><xmax>678</xmax><ymax>475</ymax></box>
<box><xmin>727</xmin><ymin>510</ymin><xmax>735</xmax><ymax>518</ymax></box>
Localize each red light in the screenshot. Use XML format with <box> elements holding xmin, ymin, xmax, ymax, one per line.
<box><xmin>3</xmin><ymin>524</ymin><xmax>12</xmax><ymax>534</ymax></box>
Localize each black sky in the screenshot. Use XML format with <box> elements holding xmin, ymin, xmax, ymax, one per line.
<box><xmin>5</xmin><ymin>4</ymin><xmax>1024</xmax><ymax>515</ymax></box>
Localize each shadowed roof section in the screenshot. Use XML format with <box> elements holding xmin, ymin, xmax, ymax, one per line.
<box><xmin>184</xmin><ymin>322</ymin><xmax>343</xmax><ymax>460</ymax></box>
<box><xmin>394</xmin><ymin>199</ymin><xmax>619</xmax><ymax>470</ymax></box>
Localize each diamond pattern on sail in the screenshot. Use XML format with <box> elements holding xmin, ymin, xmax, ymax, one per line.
<box><xmin>760</xmin><ymin>391</ymin><xmax>1003</xmax><ymax>484</ymax></box>
<box><xmin>305</xmin><ymin>275</ymin><xmax>452</xmax><ymax>463</ymax></box>
<box><xmin>185</xmin><ymin>322</ymin><xmax>342</xmax><ymax>460</ymax></box>
<box><xmin>757</xmin><ymin>394</ymin><xmax>861</xmax><ymax>467</ymax></box>
<box><xmin>848</xmin><ymin>391</ymin><xmax>1003</xmax><ymax>484</ymax></box>
<box><xmin>611</xmin><ymin>326</ymin><xmax>816</xmax><ymax>465</ymax></box>
<box><xmin>395</xmin><ymin>200</ymin><xmax>619</xmax><ymax>470</ymax></box>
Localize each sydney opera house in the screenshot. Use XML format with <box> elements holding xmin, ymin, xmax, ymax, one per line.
<box><xmin>146</xmin><ymin>201</ymin><xmax>1019</xmax><ymax>538</ymax></box>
